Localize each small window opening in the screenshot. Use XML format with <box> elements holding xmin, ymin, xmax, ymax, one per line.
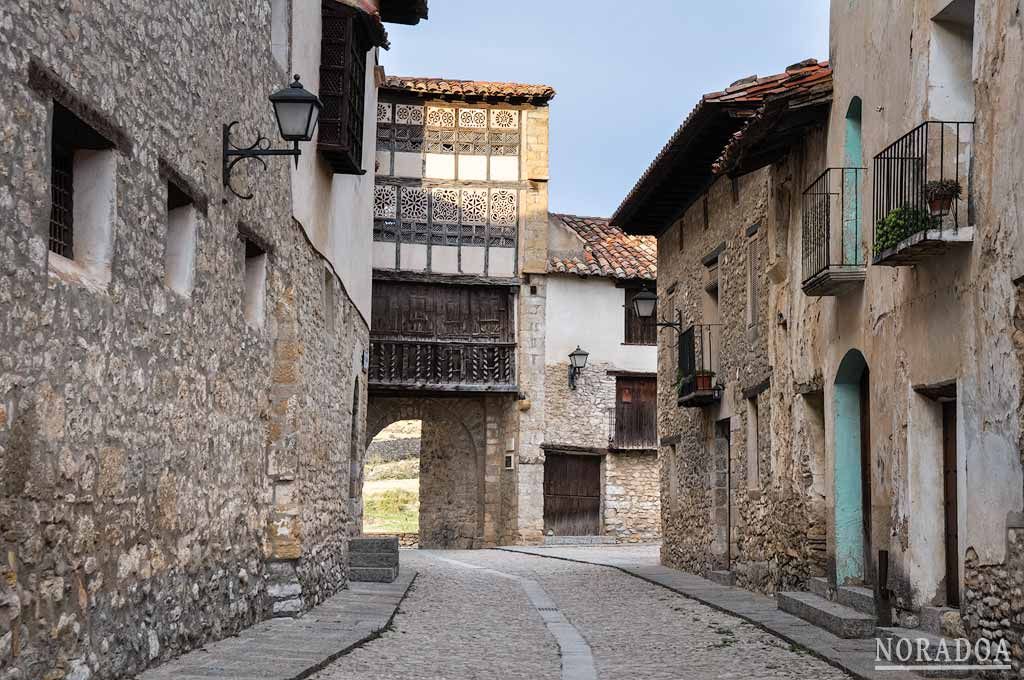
<box><xmin>165</xmin><ymin>181</ymin><xmax>197</xmax><ymax>297</ymax></box>
<box><xmin>48</xmin><ymin>102</ymin><xmax>116</xmax><ymax>282</ymax></box>
<box><xmin>243</xmin><ymin>240</ymin><xmax>268</xmax><ymax>329</ymax></box>
<box><xmin>324</xmin><ymin>266</ymin><xmax>336</xmax><ymax>333</ymax></box>
<box><xmin>702</xmin><ymin>194</ymin><xmax>710</xmax><ymax>230</ymax></box>
<box><xmin>504</xmin><ymin>454</ymin><xmax>514</xmax><ymax>470</ymax></box>
<box><xmin>746</xmin><ymin>396</ymin><xmax>760</xmax><ymax>491</ymax></box>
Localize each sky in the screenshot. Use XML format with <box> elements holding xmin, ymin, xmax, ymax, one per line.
<box><xmin>381</xmin><ymin>0</ymin><xmax>830</xmax><ymax>219</ymax></box>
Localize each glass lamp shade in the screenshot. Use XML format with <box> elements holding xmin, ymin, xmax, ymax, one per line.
<box><xmin>270</xmin><ymin>75</ymin><xmax>322</xmax><ymax>142</ymax></box>
<box><xmin>631</xmin><ymin>288</ymin><xmax>658</xmax><ymax>319</ymax></box>
<box><xmin>568</xmin><ymin>346</ymin><xmax>590</xmax><ymax>370</ymax></box>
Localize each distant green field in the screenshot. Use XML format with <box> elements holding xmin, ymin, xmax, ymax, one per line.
<box><xmin>363</xmin><ymin>456</ymin><xmax>419</xmax><ymax>533</ymax></box>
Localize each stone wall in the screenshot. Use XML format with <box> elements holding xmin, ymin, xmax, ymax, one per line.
<box><xmin>0</xmin><ymin>3</ymin><xmax>368</xmax><ymax>678</ymax></box>
<box><xmin>657</xmin><ymin>166</ymin><xmax>827</xmax><ymax>593</ymax></box>
<box><xmin>544</xmin><ymin>362</ymin><xmax>616</xmax><ymax>451</ymax></box>
<box><xmin>605</xmin><ymin>451</ymin><xmax>661</xmax><ymax>543</ymax></box>
<box><xmin>366</xmin><ymin>436</ymin><xmax>421</xmax><ymax>463</ymax></box>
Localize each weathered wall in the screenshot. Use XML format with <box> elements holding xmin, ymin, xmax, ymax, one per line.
<box><xmin>0</xmin><ymin>2</ymin><xmax>368</xmax><ymax>678</ymax></box>
<box><xmin>605</xmin><ymin>451</ymin><xmax>661</xmax><ymax>543</ymax></box>
<box><xmin>544</xmin><ymin>362</ymin><xmax>616</xmax><ymax>451</ymax></box>
<box><xmin>658</xmin><ymin>167</ymin><xmax>827</xmax><ymax>592</ymax></box>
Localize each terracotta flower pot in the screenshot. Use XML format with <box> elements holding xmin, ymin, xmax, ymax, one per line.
<box><xmin>694</xmin><ymin>372</ymin><xmax>714</xmax><ymax>391</ymax></box>
<box><xmin>928</xmin><ymin>195</ymin><xmax>953</xmax><ymax>217</ymax></box>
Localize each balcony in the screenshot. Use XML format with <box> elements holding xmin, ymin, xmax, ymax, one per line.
<box><xmin>368</xmin><ymin>339</ymin><xmax>517</xmax><ymax>393</ymax></box>
<box><xmin>801</xmin><ymin>167</ymin><xmax>866</xmax><ymax>296</ymax></box>
<box><xmin>677</xmin><ymin>324</ymin><xmax>722</xmax><ymax>408</ymax></box>
<box><xmin>872</xmin><ymin>121</ymin><xmax>975</xmax><ymax>266</ymax></box>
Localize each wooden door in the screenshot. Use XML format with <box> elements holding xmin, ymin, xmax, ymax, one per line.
<box><xmin>942</xmin><ymin>401</ymin><xmax>960</xmax><ymax>607</ymax></box>
<box><xmin>614</xmin><ymin>377</ymin><xmax>657</xmax><ymax>448</ymax></box>
<box><xmin>543</xmin><ymin>454</ymin><xmax>601</xmax><ymax>536</ymax></box>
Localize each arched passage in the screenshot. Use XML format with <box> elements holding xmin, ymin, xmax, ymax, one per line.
<box><xmin>843</xmin><ymin>97</ymin><xmax>863</xmax><ymax>264</ymax></box>
<box><xmin>365</xmin><ymin>397</ymin><xmax>486</xmax><ymax>549</ymax></box>
<box><xmin>834</xmin><ymin>348</ymin><xmax>871</xmax><ymax>585</ymax></box>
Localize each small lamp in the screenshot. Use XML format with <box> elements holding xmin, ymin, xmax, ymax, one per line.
<box><xmin>269</xmin><ymin>75</ymin><xmax>322</xmax><ymax>142</ymax></box>
<box><xmin>568</xmin><ymin>346</ymin><xmax>590</xmax><ymax>390</ymax></box>
<box><xmin>631</xmin><ymin>286</ymin><xmax>658</xmax><ymax>319</ymax></box>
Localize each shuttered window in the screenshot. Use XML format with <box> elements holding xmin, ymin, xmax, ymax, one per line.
<box><xmin>318</xmin><ymin>1</ymin><xmax>369</xmax><ymax>174</ymax></box>
<box><xmin>624</xmin><ymin>287</ymin><xmax>657</xmax><ymax>345</ymax></box>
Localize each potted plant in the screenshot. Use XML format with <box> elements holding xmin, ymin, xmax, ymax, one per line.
<box><xmin>874</xmin><ymin>206</ymin><xmax>935</xmax><ymax>255</ymax></box>
<box><xmin>923</xmin><ymin>179</ymin><xmax>962</xmax><ymax>216</ymax></box>
<box><xmin>694</xmin><ymin>369</ymin><xmax>715</xmax><ymax>391</ymax></box>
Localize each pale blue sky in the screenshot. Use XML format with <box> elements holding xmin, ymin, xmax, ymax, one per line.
<box><xmin>382</xmin><ymin>1</ymin><xmax>830</xmax><ymax>218</ymax></box>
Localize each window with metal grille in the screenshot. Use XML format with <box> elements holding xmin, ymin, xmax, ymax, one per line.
<box><xmin>624</xmin><ymin>287</ymin><xmax>657</xmax><ymax>345</ymax></box>
<box><xmin>318</xmin><ymin>1</ymin><xmax>369</xmax><ymax>174</ymax></box>
<box><xmin>49</xmin><ymin>143</ymin><xmax>74</xmax><ymax>258</ymax></box>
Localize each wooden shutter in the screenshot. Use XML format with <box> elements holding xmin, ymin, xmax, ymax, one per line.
<box><xmin>624</xmin><ymin>288</ymin><xmax>657</xmax><ymax>345</ymax></box>
<box><xmin>614</xmin><ymin>377</ymin><xmax>657</xmax><ymax>449</ymax></box>
<box><xmin>318</xmin><ymin>1</ymin><xmax>367</xmax><ymax>174</ymax></box>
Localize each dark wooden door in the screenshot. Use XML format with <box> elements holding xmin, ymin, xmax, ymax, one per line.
<box><xmin>614</xmin><ymin>377</ymin><xmax>657</xmax><ymax>448</ymax></box>
<box><xmin>942</xmin><ymin>401</ymin><xmax>960</xmax><ymax>607</ymax></box>
<box><xmin>860</xmin><ymin>368</ymin><xmax>873</xmax><ymax>585</ymax></box>
<box><xmin>544</xmin><ymin>454</ymin><xmax>601</xmax><ymax>536</ymax></box>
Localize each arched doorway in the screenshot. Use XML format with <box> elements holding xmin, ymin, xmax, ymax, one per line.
<box><xmin>363</xmin><ymin>420</ymin><xmax>422</xmax><ymax>541</ymax></box>
<box><xmin>834</xmin><ymin>349</ymin><xmax>871</xmax><ymax>585</ymax></box>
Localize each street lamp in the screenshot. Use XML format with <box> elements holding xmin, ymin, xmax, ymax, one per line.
<box><xmin>223</xmin><ymin>75</ymin><xmax>323</xmax><ymax>200</ymax></box>
<box><xmin>631</xmin><ymin>285</ymin><xmax>658</xmax><ymax>320</ymax></box>
<box><xmin>568</xmin><ymin>345</ymin><xmax>590</xmax><ymax>390</ymax></box>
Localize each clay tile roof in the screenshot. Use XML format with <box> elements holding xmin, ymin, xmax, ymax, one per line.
<box><xmin>382</xmin><ymin>76</ymin><xmax>556</xmax><ymax>103</ymax></box>
<box><xmin>611</xmin><ymin>59</ymin><xmax>830</xmax><ymax>236</ymax></box>
<box><xmin>548</xmin><ymin>214</ymin><xmax>657</xmax><ymax>280</ymax></box>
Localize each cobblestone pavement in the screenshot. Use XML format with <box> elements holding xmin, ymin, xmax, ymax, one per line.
<box><xmin>312</xmin><ymin>548</ymin><xmax>852</xmax><ymax>680</ymax></box>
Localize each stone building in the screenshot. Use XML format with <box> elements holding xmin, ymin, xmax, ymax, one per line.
<box><xmin>543</xmin><ymin>214</ymin><xmax>660</xmax><ymax>543</ymax></box>
<box><xmin>367</xmin><ymin>79</ymin><xmax>660</xmax><ymax>548</ymax></box>
<box><xmin>615</xmin><ymin>0</ymin><xmax>1024</xmax><ymax>666</ymax></box>
<box><xmin>0</xmin><ymin>1</ymin><xmax>425</xmax><ymax>679</ymax></box>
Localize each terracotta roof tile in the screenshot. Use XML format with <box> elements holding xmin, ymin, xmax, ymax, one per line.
<box><xmin>547</xmin><ymin>214</ymin><xmax>657</xmax><ymax>280</ymax></box>
<box><xmin>382</xmin><ymin>76</ymin><xmax>555</xmax><ymax>103</ymax></box>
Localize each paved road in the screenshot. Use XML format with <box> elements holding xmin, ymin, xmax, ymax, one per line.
<box><xmin>312</xmin><ymin>547</ymin><xmax>852</xmax><ymax>680</ymax></box>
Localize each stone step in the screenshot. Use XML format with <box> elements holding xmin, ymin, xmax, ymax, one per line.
<box><xmin>920</xmin><ymin>606</ymin><xmax>963</xmax><ymax>638</ymax></box>
<box><xmin>807</xmin><ymin>576</ymin><xmax>832</xmax><ymax>599</ymax></box>
<box><xmin>350</xmin><ymin>536</ymin><xmax>400</xmax><ymax>553</ymax></box>
<box><xmin>350</xmin><ymin>551</ymin><xmax>400</xmax><ymax>568</ymax></box>
<box><xmin>708</xmin><ymin>570</ymin><xmax>735</xmax><ymax>586</ymax></box>
<box><xmin>776</xmin><ymin>591</ymin><xmax>876</xmax><ymax>639</ymax></box>
<box><xmin>877</xmin><ymin>627</ymin><xmax>976</xmax><ymax>678</ymax></box>
<box><xmin>350</xmin><ymin>566</ymin><xmax>398</xmax><ymax>583</ymax></box>
<box><xmin>543</xmin><ymin>535</ymin><xmax>617</xmax><ymax>545</ymax></box>
<box><xmin>836</xmin><ymin>584</ymin><xmax>876</xmax><ymax>615</ymax></box>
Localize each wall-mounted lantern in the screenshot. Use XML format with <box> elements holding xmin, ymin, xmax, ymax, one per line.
<box><xmin>568</xmin><ymin>345</ymin><xmax>590</xmax><ymax>390</ymax></box>
<box><xmin>223</xmin><ymin>75</ymin><xmax>322</xmax><ymax>200</ymax></box>
<box><xmin>631</xmin><ymin>284</ymin><xmax>683</xmax><ymax>333</ymax></box>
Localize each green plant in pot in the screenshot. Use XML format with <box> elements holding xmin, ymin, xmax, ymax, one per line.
<box><xmin>874</xmin><ymin>206</ymin><xmax>935</xmax><ymax>255</ymax></box>
<box><xmin>923</xmin><ymin>179</ymin><xmax>962</xmax><ymax>217</ymax></box>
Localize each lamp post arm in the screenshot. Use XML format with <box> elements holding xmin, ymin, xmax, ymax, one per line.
<box><xmin>222</xmin><ymin>122</ymin><xmax>302</xmax><ymax>200</ymax></box>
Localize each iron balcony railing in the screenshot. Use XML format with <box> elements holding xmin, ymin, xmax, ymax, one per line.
<box><xmin>369</xmin><ymin>339</ymin><xmax>516</xmax><ymax>387</ymax></box>
<box><xmin>802</xmin><ymin>167</ymin><xmax>865</xmax><ymax>284</ymax></box>
<box><xmin>872</xmin><ymin>120</ymin><xmax>974</xmax><ymax>253</ymax></box>
<box><xmin>677</xmin><ymin>324</ymin><xmax>721</xmax><ymax>404</ymax></box>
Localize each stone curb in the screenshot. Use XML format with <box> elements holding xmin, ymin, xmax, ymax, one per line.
<box><xmin>136</xmin><ymin>570</ymin><xmax>417</xmax><ymax>680</ymax></box>
<box><xmin>496</xmin><ymin>547</ymin><xmax>951</xmax><ymax>680</ymax></box>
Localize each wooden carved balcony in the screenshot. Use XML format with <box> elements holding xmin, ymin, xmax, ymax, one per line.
<box><xmin>369</xmin><ymin>339</ymin><xmax>517</xmax><ymax>393</ymax></box>
<box><xmin>872</xmin><ymin>121</ymin><xmax>975</xmax><ymax>266</ymax></box>
<box><xmin>801</xmin><ymin>167</ymin><xmax>866</xmax><ymax>296</ymax></box>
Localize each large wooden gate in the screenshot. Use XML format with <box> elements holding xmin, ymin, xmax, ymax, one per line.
<box><xmin>543</xmin><ymin>453</ymin><xmax>601</xmax><ymax>536</ymax></box>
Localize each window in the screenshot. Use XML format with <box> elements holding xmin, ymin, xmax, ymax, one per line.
<box><xmin>318</xmin><ymin>1</ymin><xmax>370</xmax><ymax>174</ymax></box>
<box><xmin>270</xmin><ymin>0</ymin><xmax>290</xmax><ymax>73</ymax></box>
<box><xmin>504</xmin><ymin>454</ymin><xmax>514</xmax><ymax>470</ymax></box>
<box><xmin>243</xmin><ymin>239</ymin><xmax>267</xmax><ymax>329</ymax></box>
<box><xmin>48</xmin><ymin>102</ymin><xmax>116</xmax><ymax>283</ymax></box>
<box><xmin>324</xmin><ymin>266</ymin><xmax>336</xmax><ymax>333</ymax></box>
<box><xmin>614</xmin><ymin>377</ymin><xmax>657</xmax><ymax>449</ymax></box>
<box><xmin>702</xmin><ymin>193</ymin><xmax>710</xmax><ymax>230</ymax></box>
<box><xmin>746</xmin><ymin>226</ymin><xmax>761</xmax><ymax>329</ymax></box>
<box><xmin>165</xmin><ymin>181</ymin><xmax>197</xmax><ymax>297</ymax></box>
<box><xmin>624</xmin><ymin>287</ymin><xmax>656</xmax><ymax>345</ymax></box>
<box><xmin>746</xmin><ymin>396</ymin><xmax>760</xmax><ymax>491</ymax></box>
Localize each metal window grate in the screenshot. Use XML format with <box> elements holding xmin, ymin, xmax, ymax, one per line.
<box><xmin>49</xmin><ymin>143</ymin><xmax>74</xmax><ymax>258</ymax></box>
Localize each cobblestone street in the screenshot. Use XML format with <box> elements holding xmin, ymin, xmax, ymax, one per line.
<box><xmin>313</xmin><ymin>547</ymin><xmax>852</xmax><ymax>680</ymax></box>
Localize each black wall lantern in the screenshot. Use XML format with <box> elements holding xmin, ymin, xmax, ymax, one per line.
<box><xmin>223</xmin><ymin>75</ymin><xmax>322</xmax><ymax>200</ymax></box>
<box><xmin>631</xmin><ymin>284</ymin><xmax>684</xmax><ymax>333</ymax></box>
<box><xmin>568</xmin><ymin>345</ymin><xmax>590</xmax><ymax>390</ymax></box>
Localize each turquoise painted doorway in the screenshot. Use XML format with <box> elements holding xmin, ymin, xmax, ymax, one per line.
<box><xmin>833</xmin><ymin>349</ymin><xmax>871</xmax><ymax>585</ymax></box>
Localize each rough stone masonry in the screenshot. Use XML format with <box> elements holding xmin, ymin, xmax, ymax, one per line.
<box><xmin>0</xmin><ymin>2</ymin><xmax>368</xmax><ymax>679</ymax></box>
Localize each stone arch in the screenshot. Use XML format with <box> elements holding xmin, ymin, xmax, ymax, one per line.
<box><xmin>365</xmin><ymin>396</ymin><xmax>487</xmax><ymax>549</ymax></box>
<box><xmin>833</xmin><ymin>348</ymin><xmax>870</xmax><ymax>585</ymax></box>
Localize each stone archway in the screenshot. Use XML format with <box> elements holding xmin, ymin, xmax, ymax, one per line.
<box><xmin>833</xmin><ymin>349</ymin><xmax>871</xmax><ymax>585</ymax></box>
<box><xmin>366</xmin><ymin>397</ymin><xmax>487</xmax><ymax>549</ymax></box>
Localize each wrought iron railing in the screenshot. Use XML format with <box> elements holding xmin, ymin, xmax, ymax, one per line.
<box><xmin>677</xmin><ymin>324</ymin><xmax>721</xmax><ymax>402</ymax></box>
<box><xmin>802</xmin><ymin>167</ymin><xmax>865</xmax><ymax>284</ymax></box>
<box><xmin>872</xmin><ymin>120</ymin><xmax>974</xmax><ymax>254</ymax></box>
<box><xmin>369</xmin><ymin>339</ymin><xmax>516</xmax><ymax>387</ymax></box>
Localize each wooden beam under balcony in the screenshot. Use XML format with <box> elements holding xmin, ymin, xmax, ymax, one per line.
<box><xmin>802</xmin><ymin>264</ymin><xmax>866</xmax><ymax>296</ymax></box>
